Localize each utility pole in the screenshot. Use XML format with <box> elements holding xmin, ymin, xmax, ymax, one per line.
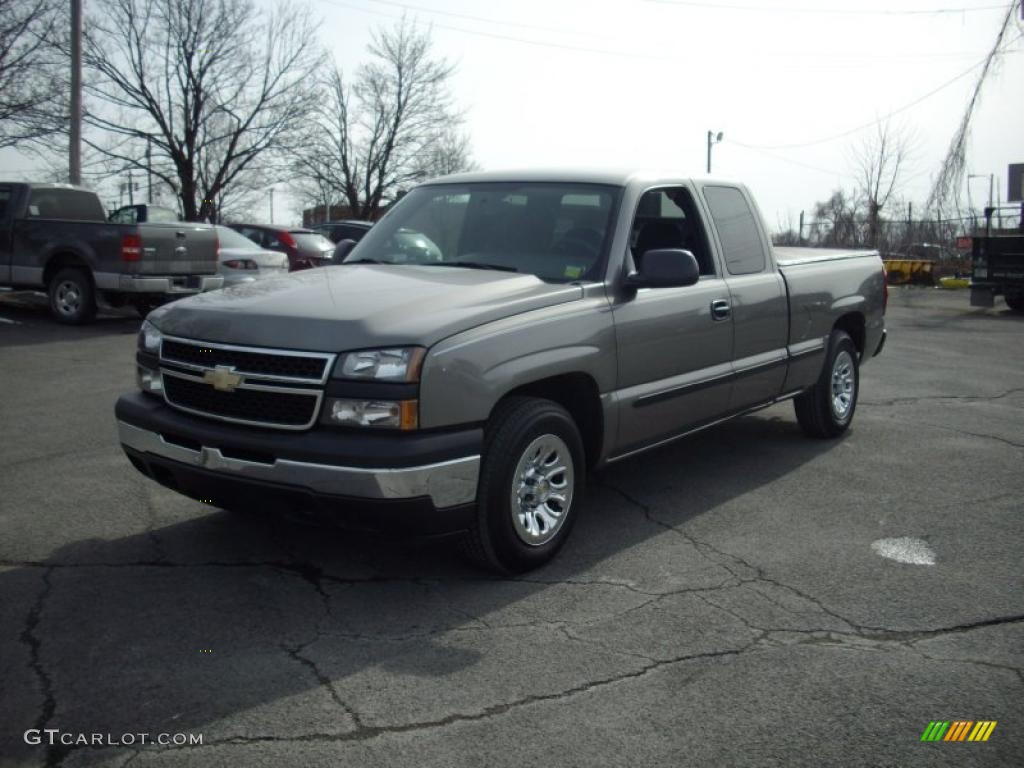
<box><xmin>706</xmin><ymin>130</ymin><xmax>723</xmax><ymax>174</ymax></box>
<box><xmin>128</xmin><ymin>169</ymin><xmax>134</xmax><ymax>205</ymax></box>
<box><xmin>146</xmin><ymin>138</ymin><xmax>153</xmax><ymax>203</ymax></box>
<box><xmin>269</xmin><ymin>188</ymin><xmax>274</xmax><ymax>223</ymax></box>
<box><xmin>798</xmin><ymin>210</ymin><xmax>804</xmax><ymax>244</ymax></box>
<box><xmin>69</xmin><ymin>0</ymin><xmax>83</xmax><ymax>185</ymax></box>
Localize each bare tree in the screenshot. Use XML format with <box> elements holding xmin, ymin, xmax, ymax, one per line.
<box><xmin>0</xmin><ymin>0</ymin><xmax>63</xmax><ymax>148</ymax></box>
<box><xmin>294</xmin><ymin>18</ymin><xmax>473</xmax><ymax>220</ymax></box>
<box><xmin>79</xmin><ymin>0</ymin><xmax>324</xmax><ymax>221</ymax></box>
<box><xmin>811</xmin><ymin>189</ymin><xmax>863</xmax><ymax>248</ymax></box>
<box><xmin>852</xmin><ymin>120</ymin><xmax>911</xmax><ymax>249</ymax></box>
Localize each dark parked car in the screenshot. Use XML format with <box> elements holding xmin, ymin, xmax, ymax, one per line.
<box><xmin>228</xmin><ymin>223</ymin><xmax>335</xmax><ymax>271</ymax></box>
<box><xmin>310</xmin><ymin>219</ymin><xmax>373</xmax><ymax>244</ymax></box>
<box><xmin>109</xmin><ymin>204</ymin><xmax>181</xmax><ymax>224</ymax></box>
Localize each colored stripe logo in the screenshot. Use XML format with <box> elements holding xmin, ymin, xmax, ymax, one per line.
<box><xmin>920</xmin><ymin>721</ymin><xmax>997</xmax><ymax>742</ymax></box>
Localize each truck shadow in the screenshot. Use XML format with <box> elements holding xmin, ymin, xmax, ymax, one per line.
<box><xmin>2</xmin><ymin>409</ymin><xmax>836</xmax><ymax>764</ymax></box>
<box><xmin>0</xmin><ymin>293</ymin><xmax>141</xmax><ymax>348</ymax></box>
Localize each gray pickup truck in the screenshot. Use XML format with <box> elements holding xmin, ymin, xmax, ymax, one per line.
<box><xmin>0</xmin><ymin>182</ymin><xmax>222</xmax><ymax>323</ymax></box>
<box><xmin>115</xmin><ymin>170</ymin><xmax>886</xmax><ymax>572</ymax></box>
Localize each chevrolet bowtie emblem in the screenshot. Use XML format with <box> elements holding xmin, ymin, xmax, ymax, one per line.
<box><xmin>203</xmin><ymin>365</ymin><xmax>243</xmax><ymax>392</ymax></box>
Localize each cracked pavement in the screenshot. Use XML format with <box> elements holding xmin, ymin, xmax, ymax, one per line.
<box><xmin>0</xmin><ymin>288</ymin><xmax>1022</xmax><ymax>767</ymax></box>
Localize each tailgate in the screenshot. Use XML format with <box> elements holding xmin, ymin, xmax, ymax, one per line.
<box><xmin>128</xmin><ymin>223</ymin><xmax>219</xmax><ymax>276</ymax></box>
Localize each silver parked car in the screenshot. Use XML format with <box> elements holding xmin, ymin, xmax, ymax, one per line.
<box><xmin>215</xmin><ymin>226</ymin><xmax>289</xmax><ymax>287</ymax></box>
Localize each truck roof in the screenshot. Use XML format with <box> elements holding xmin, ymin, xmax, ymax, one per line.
<box><xmin>426</xmin><ymin>168</ymin><xmax>743</xmax><ymax>188</ymax></box>
<box><xmin>0</xmin><ymin>181</ymin><xmax>94</xmax><ymax>192</ymax></box>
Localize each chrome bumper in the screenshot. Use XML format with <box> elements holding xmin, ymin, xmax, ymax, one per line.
<box><xmin>94</xmin><ymin>273</ymin><xmax>224</xmax><ymax>294</ymax></box>
<box><xmin>117</xmin><ymin>421</ymin><xmax>480</xmax><ymax>508</ymax></box>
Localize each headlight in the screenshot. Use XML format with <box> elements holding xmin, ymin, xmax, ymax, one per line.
<box><xmin>322</xmin><ymin>398</ymin><xmax>418</xmax><ymax>430</ymax></box>
<box><xmin>138</xmin><ymin>320</ymin><xmax>163</xmax><ymax>354</ymax></box>
<box><xmin>334</xmin><ymin>347</ymin><xmax>425</xmax><ymax>382</ymax></box>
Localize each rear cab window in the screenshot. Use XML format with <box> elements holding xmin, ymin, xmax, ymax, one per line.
<box><xmin>701</xmin><ymin>185</ymin><xmax>767</xmax><ymax>275</ymax></box>
<box><xmin>27</xmin><ymin>189</ymin><xmax>106</xmax><ymax>221</ymax></box>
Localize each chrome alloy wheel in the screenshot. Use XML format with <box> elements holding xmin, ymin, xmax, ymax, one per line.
<box><xmin>830</xmin><ymin>349</ymin><xmax>856</xmax><ymax>421</ymax></box>
<box><xmin>510</xmin><ymin>433</ymin><xmax>575</xmax><ymax>546</ymax></box>
<box><xmin>55</xmin><ymin>280</ymin><xmax>82</xmax><ymax>317</ymax></box>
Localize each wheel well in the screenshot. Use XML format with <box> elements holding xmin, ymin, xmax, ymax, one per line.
<box><xmin>43</xmin><ymin>253</ymin><xmax>91</xmax><ymax>288</ymax></box>
<box><xmin>499</xmin><ymin>373</ymin><xmax>603</xmax><ymax>470</ymax></box>
<box><xmin>834</xmin><ymin>312</ymin><xmax>865</xmax><ymax>356</ymax></box>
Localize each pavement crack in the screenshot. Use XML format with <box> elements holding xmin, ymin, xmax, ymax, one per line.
<box><xmin>280</xmin><ymin>641</ymin><xmax>366</xmax><ymax>729</ymax></box>
<box><xmin>19</xmin><ymin>566</ymin><xmax>68</xmax><ymax>768</ymax></box>
<box><xmin>157</xmin><ymin>642</ymin><xmax>760</xmax><ymax>752</ymax></box>
<box><xmin>862</xmin><ymin>387</ymin><xmax>1024</xmax><ymax>407</ymax></box>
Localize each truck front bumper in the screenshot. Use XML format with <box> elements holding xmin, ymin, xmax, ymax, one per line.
<box><xmin>94</xmin><ymin>273</ymin><xmax>224</xmax><ymax>294</ymax></box>
<box><xmin>115</xmin><ymin>393</ymin><xmax>480</xmax><ymax>534</ymax></box>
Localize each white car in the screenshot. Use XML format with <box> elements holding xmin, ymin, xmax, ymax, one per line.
<box><xmin>216</xmin><ymin>226</ymin><xmax>289</xmax><ymax>287</ymax></box>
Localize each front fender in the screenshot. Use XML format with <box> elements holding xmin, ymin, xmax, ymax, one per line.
<box><xmin>418</xmin><ymin>296</ymin><xmax>617</xmax><ymax>430</ymax></box>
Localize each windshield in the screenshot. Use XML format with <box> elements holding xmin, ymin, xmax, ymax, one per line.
<box><xmin>216</xmin><ymin>226</ymin><xmax>262</xmax><ymax>249</ymax></box>
<box><xmin>344</xmin><ymin>182</ymin><xmax>622</xmax><ymax>282</ymax></box>
<box><xmin>146</xmin><ymin>206</ymin><xmax>179</xmax><ymax>223</ymax></box>
<box><xmin>291</xmin><ymin>232</ymin><xmax>335</xmax><ymax>252</ymax></box>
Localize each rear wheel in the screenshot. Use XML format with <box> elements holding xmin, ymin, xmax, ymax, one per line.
<box><xmin>462</xmin><ymin>397</ymin><xmax>585</xmax><ymax>574</ymax></box>
<box><xmin>48</xmin><ymin>267</ymin><xmax>96</xmax><ymax>325</ymax></box>
<box><xmin>794</xmin><ymin>330</ymin><xmax>859</xmax><ymax>438</ymax></box>
<box><xmin>1005</xmin><ymin>293</ymin><xmax>1024</xmax><ymax>313</ymax></box>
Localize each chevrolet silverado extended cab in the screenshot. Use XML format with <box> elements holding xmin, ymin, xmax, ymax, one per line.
<box><xmin>0</xmin><ymin>182</ymin><xmax>222</xmax><ymax>323</ymax></box>
<box><xmin>116</xmin><ymin>170</ymin><xmax>886</xmax><ymax>572</ymax></box>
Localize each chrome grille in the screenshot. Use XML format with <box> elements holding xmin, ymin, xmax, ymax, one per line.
<box><xmin>161</xmin><ymin>336</ymin><xmax>332</xmax><ymax>383</ymax></box>
<box><xmin>158</xmin><ymin>337</ymin><xmax>334</xmax><ymax>430</ymax></box>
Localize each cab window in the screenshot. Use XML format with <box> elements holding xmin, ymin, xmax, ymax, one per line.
<box><xmin>630</xmin><ymin>187</ymin><xmax>715</xmax><ymax>276</ymax></box>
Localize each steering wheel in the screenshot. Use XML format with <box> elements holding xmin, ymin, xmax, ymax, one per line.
<box><xmin>550</xmin><ymin>228</ymin><xmax>602</xmax><ymax>260</ymax></box>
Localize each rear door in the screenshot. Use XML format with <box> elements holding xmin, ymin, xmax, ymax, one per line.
<box><xmin>611</xmin><ymin>186</ymin><xmax>735</xmax><ymax>453</ymax></box>
<box><xmin>699</xmin><ymin>184</ymin><xmax>789</xmax><ymax>410</ymax></box>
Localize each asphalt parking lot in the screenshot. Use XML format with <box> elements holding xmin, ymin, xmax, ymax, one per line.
<box><xmin>1</xmin><ymin>287</ymin><xmax>1021</xmax><ymax>767</ymax></box>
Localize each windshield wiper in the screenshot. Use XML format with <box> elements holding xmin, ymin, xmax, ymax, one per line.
<box><xmin>428</xmin><ymin>261</ymin><xmax>518</xmax><ymax>273</ymax></box>
<box><xmin>343</xmin><ymin>258</ymin><xmax>382</xmax><ymax>265</ymax></box>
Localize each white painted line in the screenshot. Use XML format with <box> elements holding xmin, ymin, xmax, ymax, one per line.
<box><xmin>871</xmin><ymin>537</ymin><xmax>936</xmax><ymax>565</ymax></box>
<box><xmin>0</xmin><ymin>316</ymin><xmax>20</xmax><ymax>325</ymax></box>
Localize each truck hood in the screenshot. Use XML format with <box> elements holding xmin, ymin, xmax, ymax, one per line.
<box><xmin>149</xmin><ymin>264</ymin><xmax>584</xmax><ymax>352</ymax></box>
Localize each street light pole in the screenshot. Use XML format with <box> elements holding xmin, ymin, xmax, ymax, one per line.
<box><xmin>69</xmin><ymin>0</ymin><xmax>82</xmax><ymax>185</ymax></box>
<box><xmin>707</xmin><ymin>130</ymin><xmax>723</xmax><ymax>174</ymax></box>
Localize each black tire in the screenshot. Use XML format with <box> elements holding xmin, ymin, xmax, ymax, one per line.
<box><xmin>1005</xmin><ymin>293</ymin><xmax>1024</xmax><ymax>313</ymax></box>
<box><xmin>48</xmin><ymin>267</ymin><xmax>97</xmax><ymax>325</ymax></box>
<box><xmin>794</xmin><ymin>330</ymin><xmax>859</xmax><ymax>439</ymax></box>
<box><xmin>462</xmin><ymin>397</ymin><xmax>586</xmax><ymax>574</ymax></box>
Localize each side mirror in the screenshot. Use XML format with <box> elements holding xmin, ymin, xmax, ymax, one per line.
<box><xmin>625</xmin><ymin>248</ymin><xmax>700</xmax><ymax>288</ymax></box>
<box><xmin>332</xmin><ymin>238</ymin><xmax>357</xmax><ymax>262</ymax></box>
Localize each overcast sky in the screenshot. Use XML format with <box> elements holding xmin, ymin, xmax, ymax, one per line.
<box><xmin>3</xmin><ymin>0</ymin><xmax>1022</xmax><ymax>229</ymax></box>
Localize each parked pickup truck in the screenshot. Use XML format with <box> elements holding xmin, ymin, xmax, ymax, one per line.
<box><xmin>115</xmin><ymin>170</ymin><xmax>887</xmax><ymax>572</ymax></box>
<box><xmin>0</xmin><ymin>182</ymin><xmax>222</xmax><ymax>323</ymax></box>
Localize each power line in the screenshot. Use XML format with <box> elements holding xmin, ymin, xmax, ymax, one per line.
<box><xmin>318</xmin><ymin>0</ymin><xmax>1023</xmax><ymax>64</ymax></box>
<box><xmin>732</xmin><ymin>37</ymin><xmax>1022</xmax><ymax>151</ymax></box>
<box><xmin>645</xmin><ymin>0</ymin><xmax>1009</xmax><ymax>16</ymax></box>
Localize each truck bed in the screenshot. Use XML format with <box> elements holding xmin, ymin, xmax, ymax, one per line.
<box><xmin>774</xmin><ymin>246</ymin><xmax>879</xmax><ymax>266</ymax></box>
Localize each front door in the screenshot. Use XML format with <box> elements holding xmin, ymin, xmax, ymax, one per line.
<box><xmin>611</xmin><ymin>187</ymin><xmax>734</xmax><ymax>454</ymax></box>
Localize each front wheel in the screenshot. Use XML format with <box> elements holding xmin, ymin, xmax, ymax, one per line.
<box><xmin>794</xmin><ymin>330</ymin><xmax>859</xmax><ymax>438</ymax></box>
<box><xmin>462</xmin><ymin>397</ymin><xmax>585</xmax><ymax>574</ymax></box>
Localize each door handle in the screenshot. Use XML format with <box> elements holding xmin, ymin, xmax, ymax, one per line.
<box><xmin>711</xmin><ymin>299</ymin><xmax>731</xmax><ymax>321</ymax></box>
